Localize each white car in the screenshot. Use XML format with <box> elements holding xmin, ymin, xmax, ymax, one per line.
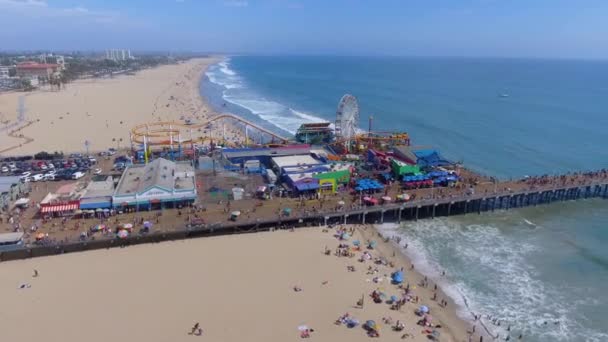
<box><xmin>40</xmin><ymin>164</ymin><xmax>48</xmax><ymax>170</ymax></box>
<box><xmin>31</xmin><ymin>174</ymin><xmax>44</xmax><ymax>182</ymax></box>
<box><xmin>43</xmin><ymin>171</ymin><xmax>56</xmax><ymax>180</ymax></box>
<box><xmin>88</xmin><ymin>157</ymin><xmax>97</xmax><ymax>164</ymax></box>
<box><xmin>20</xmin><ymin>171</ymin><xmax>32</xmax><ymax>179</ymax></box>
<box><xmin>21</xmin><ymin>176</ymin><xmax>32</xmax><ymax>183</ymax></box>
<box><xmin>47</xmin><ymin>163</ymin><xmax>55</xmax><ymax>169</ymax></box>
<box><xmin>0</xmin><ymin>166</ymin><xmax>8</xmax><ymax>173</ymax></box>
<box><xmin>93</xmin><ymin>168</ymin><xmax>102</xmax><ymax>175</ymax></box>
<box><xmin>8</xmin><ymin>162</ymin><xmax>16</xmax><ymax>169</ymax></box>
<box><xmin>71</xmin><ymin>171</ymin><xmax>85</xmax><ymax>180</ymax></box>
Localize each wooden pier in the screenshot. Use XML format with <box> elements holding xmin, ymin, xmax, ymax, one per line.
<box><xmin>1</xmin><ymin>178</ymin><xmax>607</xmax><ymax>262</ymax></box>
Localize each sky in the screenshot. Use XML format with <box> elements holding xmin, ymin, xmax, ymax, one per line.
<box><xmin>1</xmin><ymin>0</ymin><xmax>607</xmax><ymax>59</ymax></box>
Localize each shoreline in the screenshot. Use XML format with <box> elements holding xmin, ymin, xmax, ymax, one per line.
<box><xmin>0</xmin><ymin>56</ymin><xmax>247</xmax><ymax>156</ymax></box>
<box><xmin>0</xmin><ymin>223</ymin><xmax>475</xmax><ymax>342</ymax></box>
<box><xmin>361</xmin><ymin>225</ymin><xmax>486</xmax><ymax>341</ymax></box>
<box><xmin>371</xmin><ymin>224</ymin><xmax>495</xmax><ymax>341</ymax></box>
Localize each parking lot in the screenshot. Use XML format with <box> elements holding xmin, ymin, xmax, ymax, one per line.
<box><xmin>0</xmin><ymin>149</ymin><xmax>126</xmax><ymax>183</ymax></box>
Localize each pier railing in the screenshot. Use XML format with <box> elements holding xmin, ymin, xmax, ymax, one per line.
<box><xmin>1</xmin><ymin>179</ymin><xmax>607</xmax><ymax>262</ymax></box>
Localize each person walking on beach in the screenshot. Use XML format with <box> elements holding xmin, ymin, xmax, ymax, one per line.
<box><xmin>190</xmin><ymin>322</ymin><xmax>201</xmax><ymax>335</ymax></box>
<box><xmin>33</xmin><ymin>269</ymin><xmax>38</xmax><ymax>277</ymax></box>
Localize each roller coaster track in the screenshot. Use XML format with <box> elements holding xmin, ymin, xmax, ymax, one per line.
<box><xmin>131</xmin><ymin>113</ymin><xmax>290</xmax><ymax>145</ymax></box>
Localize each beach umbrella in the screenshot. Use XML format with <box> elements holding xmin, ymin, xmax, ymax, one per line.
<box><xmin>363</xmin><ymin>196</ymin><xmax>371</xmax><ymax>201</ymax></box>
<box><xmin>95</xmin><ymin>208</ymin><xmax>103</xmax><ymax>212</ymax></box>
<box><xmin>419</xmin><ymin>305</ymin><xmax>429</xmax><ymax>313</ymax></box>
<box><xmin>91</xmin><ymin>224</ymin><xmax>106</xmax><ymax>232</ymax></box>
<box><xmin>338</xmin><ymin>200</ymin><xmax>345</xmax><ymax>205</ymax></box>
<box><xmin>74</xmin><ymin>209</ymin><xmax>83</xmax><ymax>215</ymax></box>
<box><xmin>231</xmin><ymin>211</ymin><xmax>241</xmax><ymax>216</ymax></box>
<box><xmin>382</xmin><ymin>196</ymin><xmax>391</xmax><ymax>202</ymax></box>
<box><xmin>143</xmin><ymin>221</ymin><xmax>152</xmax><ymax>228</ymax></box>
<box><xmin>297</xmin><ymin>325</ymin><xmax>309</xmax><ymax>331</ymax></box>
<box><xmin>352</xmin><ymin>240</ymin><xmax>361</xmax><ymax>246</ymax></box>
<box><xmin>390</xmin><ymin>295</ymin><xmax>398</xmax><ymax>303</ymax></box>
<box><xmin>122</xmin><ymin>223</ymin><xmax>133</xmax><ymax>229</ymax></box>
<box><xmin>35</xmin><ymin>232</ymin><xmax>45</xmax><ymax>240</ymax></box>
<box><xmin>103</xmin><ymin>208</ymin><xmax>110</xmax><ymax>212</ymax></box>
<box><xmin>341</xmin><ymin>232</ymin><xmax>351</xmax><ymax>240</ymax></box>
<box><xmin>117</xmin><ymin>230</ymin><xmax>129</xmax><ymax>239</ymax></box>
<box><xmin>346</xmin><ymin>318</ymin><xmax>359</xmax><ymax>328</ymax></box>
<box><xmin>364</xmin><ymin>320</ymin><xmax>377</xmax><ymax>331</ymax></box>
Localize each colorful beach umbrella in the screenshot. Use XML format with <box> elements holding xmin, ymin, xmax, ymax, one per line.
<box><xmin>117</xmin><ymin>230</ymin><xmax>129</xmax><ymax>239</ymax></box>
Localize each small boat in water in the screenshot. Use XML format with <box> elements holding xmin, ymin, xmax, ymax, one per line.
<box><xmin>499</xmin><ymin>93</ymin><xmax>510</xmax><ymax>98</ymax></box>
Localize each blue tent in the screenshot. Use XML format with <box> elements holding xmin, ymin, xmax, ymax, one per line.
<box><xmin>391</xmin><ymin>270</ymin><xmax>404</xmax><ymax>284</ymax></box>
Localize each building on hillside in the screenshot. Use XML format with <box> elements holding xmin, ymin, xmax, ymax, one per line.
<box><xmin>112</xmin><ymin>158</ymin><xmax>196</xmax><ymax>210</ymax></box>
<box><xmin>16</xmin><ymin>62</ymin><xmax>59</xmax><ymax>80</ymax></box>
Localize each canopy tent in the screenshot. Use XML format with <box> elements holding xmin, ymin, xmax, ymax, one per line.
<box><xmin>14</xmin><ymin>198</ymin><xmax>30</xmax><ymax>207</ymax></box>
<box><xmin>414</xmin><ymin>150</ymin><xmax>452</xmax><ymax>167</ymax></box>
<box><xmin>40</xmin><ymin>202</ymin><xmax>79</xmax><ymax>213</ymax></box>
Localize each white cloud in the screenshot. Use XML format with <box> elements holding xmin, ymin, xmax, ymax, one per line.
<box><xmin>223</xmin><ymin>0</ymin><xmax>248</xmax><ymax>7</ymax></box>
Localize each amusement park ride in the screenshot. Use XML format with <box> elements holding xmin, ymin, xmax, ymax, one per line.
<box><xmin>129</xmin><ymin>94</ymin><xmax>409</xmax><ymax>160</ymax></box>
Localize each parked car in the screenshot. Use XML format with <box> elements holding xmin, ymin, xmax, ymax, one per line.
<box><xmin>1</xmin><ymin>166</ymin><xmax>8</xmax><ymax>173</ymax></box>
<box><xmin>43</xmin><ymin>174</ymin><xmax>56</xmax><ymax>181</ymax></box>
<box><xmin>19</xmin><ymin>171</ymin><xmax>32</xmax><ymax>179</ymax></box>
<box><xmin>71</xmin><ymin>171</ymin><xmax>85</xmax><ymax>180</ymax></box>
<box><xmin>113</xmin><ymin>162</ymin><xmax>125</xmax><ymax>171</ymax></box>
<box><xmin>31</xmin><ymin>174</ymin><xmax>44</xmax><ymax>182</ymax></box>
<box><xmin>88</xmin><ymin>157</ymin><xmax>97</xmax><ymax>164</ymax></box>
<box><xmin>93</xmin><ymin>168</ymin><xmax>102</xmax><ymax>175</ymax></box>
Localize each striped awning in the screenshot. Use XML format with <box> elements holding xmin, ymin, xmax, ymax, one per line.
<box><xmin>40</xmin><ymin>203</ymin><xmax>79</xmax><ymax>213</ymax></box>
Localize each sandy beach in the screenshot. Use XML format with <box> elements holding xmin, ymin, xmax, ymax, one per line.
<box><xmin>0</xmin><ymin>57</ymin><xmax>243</xmax><ymax>156</ymax></box>
<box><xmin>0</xmin><ymin>226</ymin><xmax>476</xmax><ymax>342</ymax></box>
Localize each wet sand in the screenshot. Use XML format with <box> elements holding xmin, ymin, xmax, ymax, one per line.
<box><xmin>0</xmin><ymin>226</ymin><xmax>473</xmax><ymax>342</ymax></box>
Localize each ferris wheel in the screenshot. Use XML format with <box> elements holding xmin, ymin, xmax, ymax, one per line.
<box><xmin>335</xmin><ymin>94</ymin><xmax>360</xmax><ymax>141</ymax></box>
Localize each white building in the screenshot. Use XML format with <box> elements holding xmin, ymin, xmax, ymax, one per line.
<box><xmin>0</xmin><ymin>66</ymin><xmax>11</xmax><ymax>79</ymax></box>
<box><xmin>105</xmin><ymin>49</ymin><xmax>134</xmax><ymax>61</ymax></box>
<box><xmin>112</xmin><ymin>158</ymin><xmax>196</xmax><ymax>210</ymax></box>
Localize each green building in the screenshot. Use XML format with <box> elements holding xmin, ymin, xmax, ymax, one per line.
<box><xmin>391</xmin><ymin>159</ymin><xmax>421</xmax><ymax>177</ymax></box>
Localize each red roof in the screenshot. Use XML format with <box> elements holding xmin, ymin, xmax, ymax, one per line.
<box><xmin>16</xmin><ymin>62</ymin><xmax>59</xmax><ymax>70</ymax></box>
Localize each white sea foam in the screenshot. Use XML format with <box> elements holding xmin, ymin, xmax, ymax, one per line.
<box><xmin>206</xmin><ymin>58</ymin><xmax>330</xmax><ymax>135</ymax></box>
<box><xmin>376</xmin><ymin>218</ymin><xmax>606</xmax><ymax>342</ymax></box>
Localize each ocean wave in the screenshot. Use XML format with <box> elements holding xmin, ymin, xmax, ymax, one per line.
<box><xmin>205</xmin><ymin>59</ymin><xmax>243</xmax><ymax>90</ymax></box>
<box><xmin>206</xmin><ymin>58</ymin><xmax>330</xmax><ymax>135</ymax></box>
<box><xmin>376</xmin><ymin>219</ymin><xmax>606</xmax><ymax>342</ymax></box>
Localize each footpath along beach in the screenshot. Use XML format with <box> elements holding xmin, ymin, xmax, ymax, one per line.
<box><xmin>0</xmin><ymin>225</ymin><xmax>478</xmax><ymax>342</ymax></box>
<box><xmin>0</xmin><ymin>57</ymin><xmax>243</xmax><ymax>155</ymax></box>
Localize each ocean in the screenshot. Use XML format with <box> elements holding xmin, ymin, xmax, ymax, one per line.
<box><xmin>202</xmin><ymin>56</ymin><xmax>608</xmax><ymax>341</ymax></box>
